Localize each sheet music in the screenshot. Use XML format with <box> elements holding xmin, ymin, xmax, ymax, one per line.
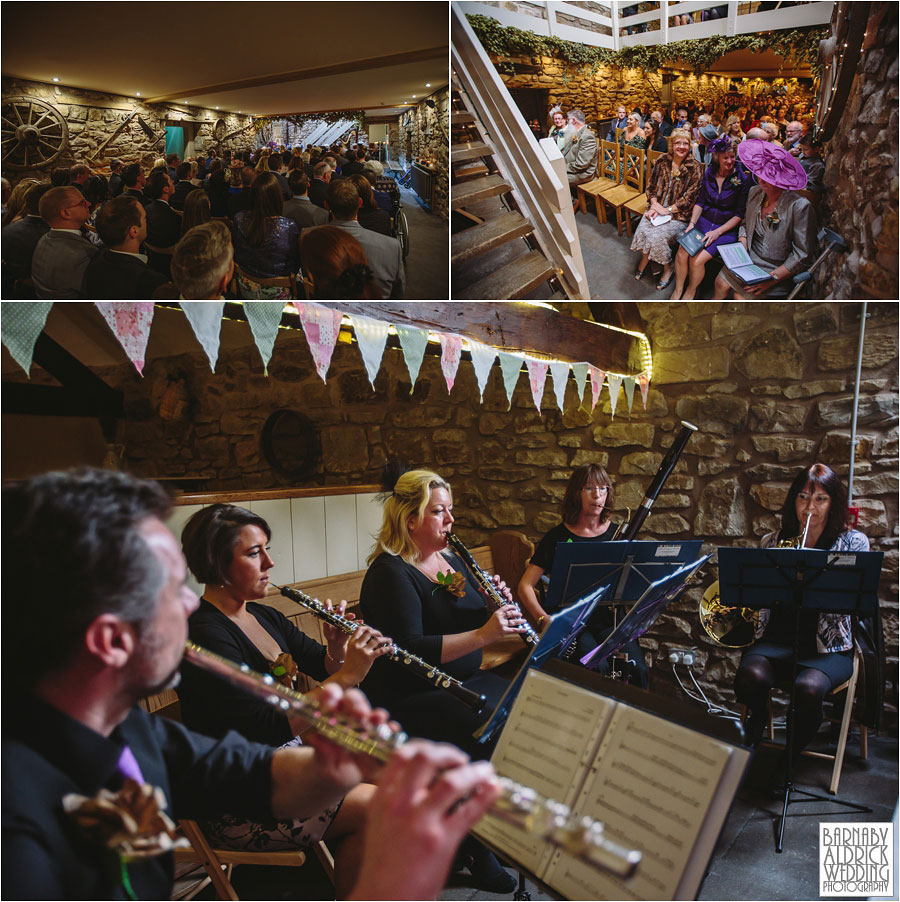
<box><xmin>546</xmin><ymin>705</ymin><xmax>733</xmax><ymax>901</ymax></box>
<box><xmin>473</xmin><ymin>669</ymin><xmax>616</xmax><ymax>876</ymax></box>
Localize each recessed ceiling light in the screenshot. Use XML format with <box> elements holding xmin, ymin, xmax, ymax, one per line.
<box><xmin>425</xmin><ymin>83</ymin><xmax>431</xmax><ymax>87</ymax></box>
<box><xmin>412</xmin><ymin>94</ymin><xmax>417</xmax><ymax>98</ymax></box>
<box><xmin>215</xmin><ymin>106</ymin><xmax>219</xmax><ymax>110</ymax></box>
<box><xmin>52</xmin><ymin>77</ymin><xmax>60</xmax><ymax>82</ymax></box>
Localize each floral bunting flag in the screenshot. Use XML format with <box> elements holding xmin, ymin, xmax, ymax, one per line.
<box><xmin>497</xmin><ymin>351</ymin><xmax>523</xmax><ymax>409</ymax></box>
<box><xmin>549</xmin><ymin>360</ymin><xmax>569</xmax><ymax>413</ymax></box>
<box><xmin>0</xmin><ymin>301</ymin><xmax>53</xmax><ymax>376</ymax></box>
<box><xmin>607</xmin><ymin>373</ymin><xmax>623</xmax><ymax>419</ymax></box>
<box><xmin>467</xmin><ymin>339</ymin><xmax>497</xmax><ymax>401</ymax></box>
<box><xmin>395</xmin><ymin>324</ymin><xmax>429</xmax><ymax>391</ymax></box>
<box><xmin>96</xmin><ymin>302</ymin><xmax>154</xmax><ymax>376</ymax></box>
<box><xmin>587</xmin><ymin>365</ymin><xmax>604</xmax><ymax>412</ymax></box>
<box><xmin>349</xmin><ymin>313</ymin><xmax>390</xmax><ymax>388</ymax></box>
<box><xmin>572</xmin><ymin>362</ymin><xmax>588</xmax><ymax>408</ymax></box>
<box><xmin>180</xmin><ymin>302</ymin><xmax>224</xmax><ymax>372</ymax></box>
<box><xmin>439</xmin><ymin>333</ymin><xmax>463</xmax><ymax>393</ymax></box>
<box><xmin>292</xmin><ymin>302</ymin><xmax>343</xmax><ymax>382</ymax></box>
<box><xmin>639</xmin><ymin>372</ymin><xmax>650</xmax><ymax>409</ymax></box>
<box><xmin>525</xmin><ymin>359</ymin><xmax>549</xmax><ymax>414</ymax></box>
<box><xmin>243</xmin><ymin>302</ymin><xmax>284</xmax><ymax>375</ymax></box>
<box><xmin>623</xmin><ymin>376</ymin><xmax>637</xmax><ymax>414</ymax></box>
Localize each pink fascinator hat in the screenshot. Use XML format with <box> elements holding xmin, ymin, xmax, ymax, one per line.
<box><xmin>737</xmin><ymin>139</ymin><xmax>807</xmax><ymax>191</ymax></box>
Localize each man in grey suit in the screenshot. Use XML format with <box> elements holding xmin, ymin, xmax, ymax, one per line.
<box><xmin>284</xmin><ymin>170</ymin><xmax>329</xmax><ymax>230</ymax></box>
<box><xmin>321</xmin><ymin>179</ymin><xmax>404</xmax><ymax>299</ymax></box>
<box><xmin>31</xmin><ymin>186</ymin><xmax>99</xmax><ymax>299</ymax></box>
<box><xmin>562</xmin><ymin>109</ymin><xmax>599</xmax><ymax>187</ymax></box>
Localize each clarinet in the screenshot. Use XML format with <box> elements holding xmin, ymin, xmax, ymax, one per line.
<box><xmin>444</xmin><ymin>533</ymin><xmax>539</xmax><ymax>646</ymax></box>
<box><xmin>184</xmin><ymin>642</ymin><xmax>641</xmax><ymax>880</ymax></box>
<box><xmin>273</xmin><ymin>584</ymin><xmax>486</xmax><ymax>713</ymax></box>
<box><xmin>619</xmin><ymin>420</ymin><xmax>698</xmax><ymax>541</ymax></box>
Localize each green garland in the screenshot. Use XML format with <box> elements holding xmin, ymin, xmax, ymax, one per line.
<box><xmin>467</xmin><ymin>14</ymin><xmax>827</xmax><ymax>78</ymax></box>
<box><xmin>252</xmin><ymin>109</ymin><xmax>365</xmax><ymax>134</ymax></box>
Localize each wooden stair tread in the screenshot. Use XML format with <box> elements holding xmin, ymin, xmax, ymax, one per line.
<box><xmin>457</xmin><ymin>250</ymin><xmax>554</xmax><ymax>300</ymax></box>
<box><xmin>451</xmin><ymin>110</ymin><xmax>476</xmax><ymax>124</ymax></box>
<box><xmin>453</xmin><ymin>162</ymin><xmax>489</xmax><ymax>182</ymax></box>
<box><xmin>451</xmin><ymin>211</ymin><xmax>533</xmax><ymax>266</ymax></box>
<box><xmin>451</xmin><ymin>142</ymin><xmax>492</xmax><ymax>164</ymax></box>
<box><xmin>452</xmin><ymin>174</ymin><xmax>511</xmax><ymax>207</ymax></box>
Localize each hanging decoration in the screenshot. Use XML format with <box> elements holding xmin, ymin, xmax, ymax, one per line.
<box><xmin>293</xmin><ymin>302</ymin><xmax>343</xmax><ymax>382</ymax></box>
<box><xmin>96</xmin><ymin>302</ymin><xmax>154</xmax><ymax>376</ymax></box>
<box><xmin>467</xmin><ymin>339</ymin><xmax>497</xmax><ymax>401</ymax></box>
<box><xmin>349</xmin><ymin>313</ymin><xmax>390</xmax><ymax>388</ymax></box>
<box><xmin>607</xmin><ymin>373</ymin><xmax>623</xmax><ymax>419</ymax></box>
<box><xmin>639</xmin><ymin>373</ymin><xmax>651</xmax><ymax>410</ymax></box>
<box><xmin>572</xmin><ymin>362</ymin><xmax>588</xmax><ymax>409</ymax></box>
<box><xmin>526</xmin><ymin>359</ymin><xmax>549</xmax><ymax>414</ymax></box>
<box><xmin>588</xmin><ymin>365</ymin><xmax>604</xmax><ymax>413</ymax></box>
<box><xmin>497</xmin><ymin>351</ymin><xmax>524</xmax><ymax>410</ymax></box>
<box><xmin>548</xmin><ymin>360</ymin><xmax>569</xmax><ymax>413</ymax></box>
<box><xmin>623</xmin><ymin>376</ymin><xmax>636</xmax><ymax>414</ymax></box>
<box><xmin>242</xmin><ymin>302</ymin><xmax>284</xmax><ymax>375</ymax></box>
<box><xmin>180</xmin><ymin>302</ymin><xmax>224</xmax><ymax>372</ymax></box>
<box><xmin>439</xmin><ymin>333</ymin><xmax>463</xmax><ymax>393</ymax></box>
<box><xmin>0</xmin><ymin>301</ymin><xmax>53</xmax><ymax>376</ymax></box>
<box><xmin>395</xmin><ymin>323</ymin><xmax>429</xmax><ymax>392</ymax></box>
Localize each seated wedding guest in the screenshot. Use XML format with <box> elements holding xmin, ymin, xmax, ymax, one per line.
<box><xmin>144</xmin><ymin>170</ymin><xmax>182</xmax><ymax>276</ymax></box>
<box><xmin>81</xmin><ymin>196</ymin><xmax>169</xmax><ymax>299</ymax></box>
<box><xmin>548</xmin><ymin>106</ymin><xmax>572</xmax><ymax>149</ymax></box>
<box><xmin>83</xmin><ymin>175</ymin><xmax>110</xmax><ymax>246</ymax></box>
<box><xmin>228</xmin><ymin>166</ymin><xmax>256</xmax><ymax>217</ymax></box>
<box><xmin>180</xmin><ymin>188</ymin><xmax>211</xmax><ymax>236</ymax></box>
<box><xmin>724</xmin><ymin>115</ymin><xmax>746</xmax><ymax>143</ymax></box>
<box><xmin>50</xmin><ymin>167</ymin><xmax>71</xmax><ymax>187</ymax></box>
<box><xmin>691</xmin><ymin>113</ymin><xmax>710</xmax><ymax>144</ymax></box>
<box><xmin>760</xmin><ymin>121</ymin><xmax>782</xmax><ymax>145</ymax></box>
<box><xmin>797</xmin><ymin>134</ymin><xmax>825</xmax><ymax>193</ymax></box>
<box><xmin>343</xmin><ymin>147</ymin><xmax>368</xmax><ymax>177</ymax></box>
<box><xmin>617</xmin><ymin>112</ymin><xmax>647</xmax><ymax>176</ymax></box>
<box><xmin>643</xmin><ymin>119</ymin><xmax>668</xmax><ymax>153</ymax></box>
<box><xmin>714</xmin><ymin>139</ymin><xmax>815</xmax><ymax>299</ymax></box>
<box><xmin>121</xmin><ymin>163</ymin><xmax>147</xmax><ymax>202</ymax></box>
<box><xmin>671</xmin><ymin>134</ymin><xmax>752</xmax><ymax>301</ymax></box>
<box><xmin>166</xmin><ymin>152</ymin><xmax>180</xmax><ymax>181</ymax></box>
<box><xmin>361</xmin><ymin>160</ymin><xmax>396</xmax><ymax>214</ymax></box>
<box><xmin>692</xmin><ymin>123</ymin><xmax>719</xmax><ymax>166</ymax></box>
<box><xmin>322</xmin><ymin>179</ymin><xmax>404</xmax><ymax>299</ymax></box>
<box><xmin>205</xmin><ymin>168</ymin><xmax>231</xmax><ymax>217</ymax></box>
<box><xmin>267</xmin><ymin>152</ymin><xmax>292</xmax><ymax>199</ymax></box>
<box><xmin>189</xmin><ymin>160</ymin><xmax>203</xmax><ymax>187</ymax></box>
<box><xmin>309</xmin><ymin>161</ymin><xmax>333</xmax><ymax>208</ymax></box>
<box><xmin>630</xmin><ymin>128</ymin><xmax>702</xmax><ymax>291</ymax></box>
<box><xmin>284</xmin><ymin>170</ymin><xmax>330</xmax><ymax>230</ymax></box>
<box><xmin>606</xmin><ymin>105</ymin><xmax>629</xmax><ymax>141</ymax></box>
<box><xmin>301</xmin><ymin>226</ymin><xmax>379</xmax><ymax>299</ymax></box>
<box><xmin>170</xmin><ymin>220</ymin><xmax>234</xmax><ymax>299</ymax></box>
<box><xmin>783</xmin><ymin>120</ymin><xmax>804</xmax><ymax>155</ymax></box>
<box><xmin>170</xmin><ymin>162</ymin><xmax>200</xmax><ymax>211</ymax></box>
<box><xmin>108</xmin><ymin>159</ymin><xmax>124</xmax><ymax>197</ymax></box>
<box><xmin>347</xmin><ymin>173</ymin><xmax>391</xmax><ymax>236</ymax></box>
<box><xmin>31</xmin><ymin>186</ymin><xmax>99</xmax><ymax>299</ymax></box>
<box><xmin>1</xmin><ymin>183</ymin><xmax>52</xmax><ymax>290</ymax></box>
<box><xmin>70</xmin><ymin>162</ymin><xmax>92</xmax><ymax>193</ymax></box>
<box><xmin>564</xmin><ymin>109</ymin><xmax>599</xmax><ymax>189</ymax></box>
<box><xmin>1</xmin><ymin>178</ymin><xmax>40</xmax><ymax>227</ymax></box>
<box><xmin>231</xmin><ymin>171</ymin><xmax>301</xmax><ymax>278</ymax></box>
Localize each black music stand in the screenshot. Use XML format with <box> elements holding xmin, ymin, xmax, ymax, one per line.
<box><xmin>579</xmin><ymin>553</ymin><xmax>712</xmax><ymax>669</ymax></box>
<box><xmin>718</xmin><ymin>546</ymin><xmax>883</xmax><ymax>853</ymax></box>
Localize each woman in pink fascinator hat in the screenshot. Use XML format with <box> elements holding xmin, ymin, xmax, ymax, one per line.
<box><xmin>713</xmin><ymin>139</ymin><xmax>816</xmax><ymax>299</ymax></box>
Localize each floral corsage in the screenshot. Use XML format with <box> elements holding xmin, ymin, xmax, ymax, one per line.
<box><xmin>433</xmin><ymin>570</ymin><xmax>467</xmax><ymax>597</ymax></box>
<box><xmin>766</xmin><ymin>209</ymin><xmax>781</xmax><ymax>230</ymax></box>
<box><xmin>271</xmin><ymin>652</ymin><xmax>298</xmax><ymax>688</ymax></box>
<box><xmin>730</xmin><ymin>173</ymin><xmax>743</xmax><ymax>187</ymax></box>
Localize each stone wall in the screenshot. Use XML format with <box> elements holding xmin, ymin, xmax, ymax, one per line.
<box><xmin>813</xmin><ymin>5</ymin><xmax>899</xmax><ymax>301</ymax></box>
<box><xmin>9</xmin><ymin>302</ymin><xmax>897</xmax><ymax>725</ymax></box>
<box><xmin>397</xmin><ymin>86</ymin><xmax>449</xmax><ymax>219</ymax></box>
<box><xmin>1</xmin><ymin>76</ymin><xmax>255</xmax><ymax>184</ymax></box>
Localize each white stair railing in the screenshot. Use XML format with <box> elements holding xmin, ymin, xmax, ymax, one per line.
<box><xmin>452</xmin><ymin>4</ymin><xmax>590</xmax><ymax>300</ymax></box>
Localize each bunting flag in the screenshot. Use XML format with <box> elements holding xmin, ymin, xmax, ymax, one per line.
<box><xmin>549</xmin><ymin>360</ymin><xmax>569</xmax><ymax>413</ymax></box>
<box><xmin>1</xmin><ymin>301</ymin><xmax>53</xmax><ymax>376</ymax></box>
<box><xmin>439</xmin><ymin>333</ymin><xmax>463</xmax><ymax>393</ymax></box>
<box><xmin>349</xmin><ymin>313</ymin><xmax>390</xmax><ymax>388</ymax></box>
<box><xmin>588</xmin><ymin>365</ymin><xmax>604</xmax><ymax>413</ymax></box>
<box><xmin>293</xmin><ymin>302</ymin><xmax>343</xmax><ymax>382</ymax></box>
<box><xmin>497</xmin><ymin>351</ymin><xmax>523</xmax><ymax>409</ymax></box>
<box><xmin>623</xmin><ymin>376</ymin><xmax>636</xmax><ymax>413</ymax></box>
<box><xmin>468</xmin><ymin>339</ymin><xmax>497</xmax><ymax>401</ymax></box>
<box><xmin>96</xmin><ymin>302</ymin><xmax>154</xmax><ymax>376</ymax></box>
<box><xmin>572</xmin><ymin>362</ymin><xmax>588</xmax><ymax>408</ymax></box>
<box><xmin>639</xmin><ymin>372</ymin><xmax>650</xmax><ymax>410</ymax></box>
<box><xmin>180</xmin><ymin>302</ymin><xmax>224</xmax><ymax>372</ymax></box>
<box><xmin>526</xmin><ymin>359</ymin><xmax>549</xmax><ymax>414</ymax></box>
<box><xmin>607</xmin><ymin>373</ymin><xmax>623</xmax><ymax>419</ymax></box>
<box><xmin>243</xmin><ymin>301</ymin><xmax>284</xmax><ymax>375</ymax></box>
<box><xmin>395</xmin><ymin>323</ymin><xmax>429</xmax><ymax>392</ymax></box>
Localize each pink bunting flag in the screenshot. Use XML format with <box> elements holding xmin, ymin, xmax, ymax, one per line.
<box><xmin>439</xmin><ymin>333</ymin><xmax>463</xmax><ymax>393</ymax></box>
<box><xmin>95</xmin><ymin>302</ymin><xmax>154</xmax><ymax>375</ymax></box>
<box><xmin>526</xmin><ymin>359</ymin><xmax>549</xmax><ymax>414</ymax></box>
<box><xmin>588</xmin><ymin>365</ymin><xmax>605</xmax><ymax>412</ymax></box>
<box><xmin>293</xmin><ymin>302</ymin><xmax>344</xmax><ymax>382</ymax></box>
<box><xmin>639</xmin><ymin>373</ymin><xmax>650</xmax><ymax>410</ymax></box>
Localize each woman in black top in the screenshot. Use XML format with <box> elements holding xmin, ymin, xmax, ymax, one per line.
<box><xmin>179</xmin><ymin>503</ymin><xmax>391</xmax><ymax>897</ymax></box>
<box><xmin>517</xmin><ymin>463</ymin><xmax>649</xmax><ymax>687</ymax></box>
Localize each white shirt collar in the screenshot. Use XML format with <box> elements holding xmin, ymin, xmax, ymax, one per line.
<box><xmin>109</xmin><ymin>249</ymin><xmax>149</xmax><ymax>263</ymax></box>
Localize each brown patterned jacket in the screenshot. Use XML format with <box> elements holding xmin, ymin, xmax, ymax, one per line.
<box><xmin>645</xmin><ymin>154</ymin><xmax>703</xmax><ymax>221</ymax></box>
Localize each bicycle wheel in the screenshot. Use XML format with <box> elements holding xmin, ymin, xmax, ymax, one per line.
<box><xmin>396</xmin><ymin>208</ymin><xmax>410</xmax><ymax>260</ymax></box>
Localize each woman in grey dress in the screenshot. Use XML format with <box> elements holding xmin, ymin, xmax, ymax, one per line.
<box><xmin>714</xmin><ymin>139</ymin><xmax>815</xmax><ymax>299</ymax></box>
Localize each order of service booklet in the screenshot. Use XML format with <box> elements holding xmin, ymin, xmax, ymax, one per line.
<box><xmin>718</xmin><ymin>242</ymin><xmax>773</xmax><ymax>284</ymax></box>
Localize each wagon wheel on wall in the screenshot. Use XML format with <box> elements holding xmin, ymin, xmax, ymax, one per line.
<box><xmin>1</xmin><ymin>96</ymin><xmax>69</xmax><ymax>170</ymax></box>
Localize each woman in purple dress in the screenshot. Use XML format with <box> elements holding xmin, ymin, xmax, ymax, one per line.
<box><xmin>670</xmin><ymin>134</ymin><xmax>751</xmax><ymax>300</ymax></box>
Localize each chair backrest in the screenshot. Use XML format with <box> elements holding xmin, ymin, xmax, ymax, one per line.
<box><xmin>598</xmin><ymin>140</ymin><xmax>620</xmax><ymax>182</ymax></box>
<box><xmin>615</xmin><ymin>126</ymin><xmax>625</xmax><ymax>143</ymax></box>
<box><xmin>622</xmin><ymin>145</ymin><xmax>646</xmax><ymax>192</ymax></box>
<box><xmin>648</xmin><ymin>148</ymin><xmax>665</xmax><ymax>182</ymax></box>
<box><xmin>488</xmin><ymin>530</ymin><xmax>535</xmax><ymax>594</ymax></box>
<box><xmin>232</xmin><ymin>261</ymin><xmax>297</xmax><ymax>299</ymax></box>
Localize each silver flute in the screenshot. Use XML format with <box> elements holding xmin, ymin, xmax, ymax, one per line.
<box><xmin>183</xmin><ymin>642</ymin><xmax>641</xmax><ymax>879</ymax></box>
<box><xmin>273</xmin><ymin>583</ymin><xmax>486</xmax><ymax>713</ymax></box>
<box><xmin>444</xmin><ymin>532</ymin><xmax>540</xmax><ymax>646</ymax></box>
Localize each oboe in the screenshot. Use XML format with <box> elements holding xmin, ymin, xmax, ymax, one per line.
<box><xmin>183</xmin><ymin>642</ymin><xmax>641</xmax><ymax>879</ymax></box>
<box><xmin>273</xmin><ymin>584</ymin><xmax>486</xmax><ymax>713</ymax></box>
<box><xmin>444</xmin><ymin>533</ymin><xmax>539</xmax><ymax>646</ymax></box>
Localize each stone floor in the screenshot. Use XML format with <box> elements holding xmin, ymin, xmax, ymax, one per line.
<box><xmin>176</xmin><ymin>727</ymin><xmax>898</xmax><ymax>901</ymax></box>
<box><xmin>398</xmin><ymin>184</ymin><xmax>449</xmax><ymax>301</ymax></box>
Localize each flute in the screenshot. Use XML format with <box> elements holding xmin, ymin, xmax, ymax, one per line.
<box><xmin>183</xmin><ymin>641</ymin><xmax>641</xmax><ymax>880</ymax></box>
<box><xmin>273</xmin><ymin>584</ymin><xmax>486</xmax><ymax>713</ymax></box>
<box><xmin>444</xmin><ymin>533</ymin><xmax>540</xmax><ymax>646</ymax></box>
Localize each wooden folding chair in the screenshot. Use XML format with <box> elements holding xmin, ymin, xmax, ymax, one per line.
<box><xmin>576</xmin><ymin>140</ymin><xmax>620</xmax><ymax>222</ymax></box>
<box><xmin>599</xmin><ymin>145</ymin><xmax>646</xmax><ymax>235</ymax></box>
<box><xmin>231</xmin><ymin>262</ymin><xmax>298</xmax><ymax>299</ymax></box>
<box><xmin>623</xmin><ymin>148</ymin><xmax>666</xmax><ymax>238</ymax></box>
